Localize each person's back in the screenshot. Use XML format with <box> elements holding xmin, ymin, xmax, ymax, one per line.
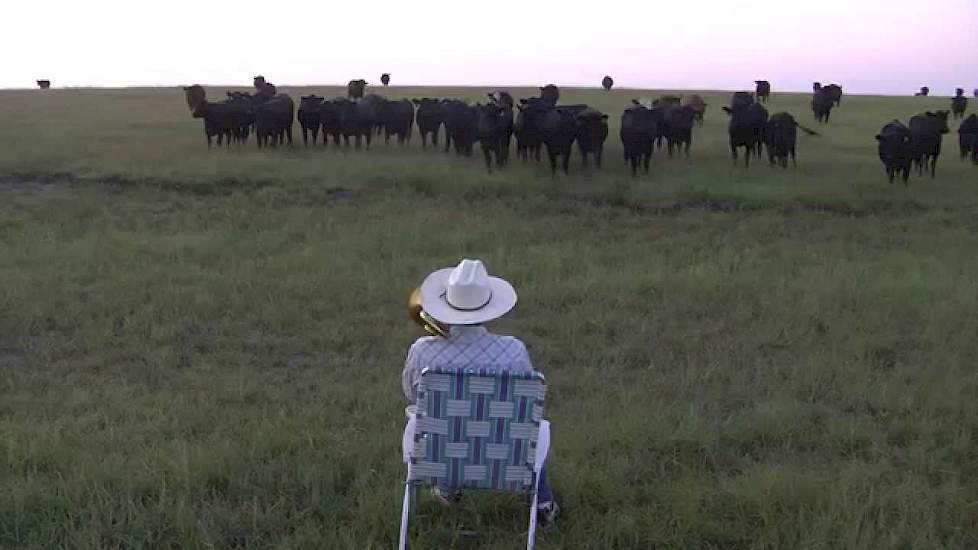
<box><xmin>401</xmin><ymin>258</ymin><xmax>558</xmax><ymax>525</ymax></box>
<box><xmin>403</xmin><ymin>325</ymin><xmax>532</xmax><ymax>402</ymax></box>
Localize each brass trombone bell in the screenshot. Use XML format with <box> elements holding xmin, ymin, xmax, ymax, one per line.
<box><xmin>408</xmin><ymin>287</ymin><xmax>450</xmax><ymax>338</ymax></box>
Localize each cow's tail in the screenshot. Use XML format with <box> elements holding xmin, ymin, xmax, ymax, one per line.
<box><xmin>795</xmin><ymin>123</ymin><xmax>819</xmax><ymax>136</ymax></box>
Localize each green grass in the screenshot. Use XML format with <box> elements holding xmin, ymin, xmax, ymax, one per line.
<box><xmin>0</xmin><ymin>86</ymin><xmax>976</xmax><ymax>549</ymax></box>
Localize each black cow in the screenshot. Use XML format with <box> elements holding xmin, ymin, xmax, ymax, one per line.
<box><xmin>381</xmin><ymin>73</ymin><xmax>390</xmax><ymax>86</ymax></box>
<box><xmin>823</xmin><ymin>84</ymin><xmax>843</xmax><ymax>106</ymax></box>
<box><xmin>602</xmin><ymin>76</ymin><xmax>614</xmax><ymax>91</ymax></box>
<box><xmin>336</xmin><ymin>98</ymin><xmax>376</xmax><ymax>148</ymax></box>
<box><xmin>875</xmin><ymin>121</ymin><xmax>913</xmax><ymax>184</ymax></box>
<box><xmin>812</xmin><ymin>88</ymin><xmax>835</xmax><ymax>123</ymax></box>
<box><xmin>183</xmin><ymin>85</ymin><xmax>235</xmax><ymax>148</ymax></box>
<box><xmin>731</xmin><ymin>91</ymin><xmax>755</xmax><ymax>110</ymax></box>
<box><xmin>813</xmin><ymin>82</ymin><xmax>822</xmax><ymax>92</ymax></box>
<box><xmin>475</xmin><ymin>102</ymin><xmax>513</xmax><ymax>173</ymax></box>
<box><xmin>412</xmin><ymin>98</ymin><xmax>444</xmax><ymax>149</ymax></box>
<box><xmin>908</xmin><ymin>111</ymin><xmax>950</xmax><ymax>178</ymax></box>
<box><xmin>722</xmin><ymin>102</ymin><xmax>768</xmax><ymax>167</ymax></box>
<box><xmin>620</xmin><ymin>101</ymin><xmax>657</xmax><ymax>176</ymax></box>
<box><xmin>540</xmin><ymin>106</ymin><xmax>583</xmax><ymax>175</ymax></box>
<box><xmin>36</xmin><ymin>80</ymin><xmax>50</xmax><ymax>89</ymax></box>
<box><xmin>380</xmin><ymin>99</ymin><xmax>415</xmax><ymax>146</ymax></box>
<box><xmin>361</xmin><ymin>94</ymin><xmax>387</xmax><ymax>136</ymax></box>
<box><xmin>764</xmin><ymin>112</ymin><xmax>818</xmax><ymax>168</ymax></box>
<box><xmin>318</xmin><ymin>99</ymin><xmax>344</xmax><ymax>147</ymax></box>
<box><xmin>959</xmin><ymin>114</ymin><xmax>978</xmax><ymax>164</ymax></box>
<box><xmin>951</xmin><ymin>89</ymin><xmax>968</xmax><ymax>120</ymax></box>
<box><xmin>254</xmin><ymin>94</ymin><xmax>295</xmax><ymax>148</ymax></box>
<box><xmin>515</xmin><ymin>97</ymin><xmax>550</xmax><ymax>162</ymax></box>
<box><xmin>347</xmin><ymin>79</ymin><xmax>367</xmax><ymax>99</ymax></box>
<box><xmin>298</xmin><ymin>95</ymin><xmax>324</xmax><ymax>146</ymax></box>
<box><xmin>225</xmin><ymin>92</ymin><xmax>256</xmax><ymax>144</ymax></box>
<box><xmin>540</xmin><ymin>85</ymin><xmax>559</xmax><ymax>106</ymax></box>
<box><xmin>755</xmin><ymin>80</ymin><xmax>771</xmax><ymax>103</ymax></box>
<box><xmin>487</xmin><ymin>90</ymin><xmax>514</xmax><ymax>108</ymax></box>
<box><xmin>914</xmin><ymin>86</ymin><xmax>930</xmax><ymax>97</ymax></box>
<box><xmin>659</xmin><ymin>105</ymin><xmax>698</xmax><ymax>158</ymax></box>
<box><xmin>575</xmin><ymin>108</ymin><xmax>608</xmax><ymax>167</ymax></box>
<box><xmin>442</xmin><ymin>100</ymin><xmax>477</xmax><ymax>156</ymax></box>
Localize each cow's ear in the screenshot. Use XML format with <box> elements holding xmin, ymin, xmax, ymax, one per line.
<box><xmin>874</xmin><ymin>134</ymin><xmax>883</xmax><ymax>141</ymax></box>
<box><xmin>722</xmin><ymin>106</ymin><xmax>732</xmax><ymax>114</ymax></box>
<box><xmin>631</xmin><ymin>99</ymin><xmax>639</xmax><ymax>106</ymax></box>
<box><xmin>601</xmin><ymin>115</ymin><xmax>609</xmax><ymax>120</ymax></box>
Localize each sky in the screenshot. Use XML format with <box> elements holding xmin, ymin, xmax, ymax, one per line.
<box><xmin>2</xmin><ymin>0</ymin><xmax>975</xmax><ymax>95</ymax></box>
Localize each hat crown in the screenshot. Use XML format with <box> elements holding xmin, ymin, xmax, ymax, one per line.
<box><xmin>446</xmin><ymin>259</ymin><xmax>492</xmax><ymax>311</ymax></box>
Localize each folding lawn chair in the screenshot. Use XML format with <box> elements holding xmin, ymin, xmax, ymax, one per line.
<box><xmin>399</xmin><ymin>366</ymin><xmax>550</xmax><ymax>550</ymax></box>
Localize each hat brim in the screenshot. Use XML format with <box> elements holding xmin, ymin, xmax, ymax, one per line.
<box><xmin>420</xmin><ymin>268</ymin><xmax>517</xmax><ymax>325</ymax></box>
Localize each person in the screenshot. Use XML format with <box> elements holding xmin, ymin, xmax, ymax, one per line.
<box><xmin>402</xmin><ymin>258</ymin><xmax>559</xmax><ymax>525</ymax></box>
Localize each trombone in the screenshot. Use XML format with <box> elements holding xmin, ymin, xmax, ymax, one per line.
<box><xmin>408</xmin><ymin>287</ymin><xmax>449</xmax><ymax>338</ymax></box>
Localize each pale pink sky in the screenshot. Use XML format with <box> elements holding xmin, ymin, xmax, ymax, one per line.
<box><xmin>3</xmin><ymin>0</ymin><xmax>975</xmax><ymax>94</ymax></box>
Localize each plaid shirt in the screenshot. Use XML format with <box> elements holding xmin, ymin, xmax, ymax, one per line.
<box><xmin>402</xmin><ymin>325</ymin><xmax>533</xmax><ymax>402</ymax></box>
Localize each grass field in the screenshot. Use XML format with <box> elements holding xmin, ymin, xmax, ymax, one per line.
<box><xmin>0</xmin><ymin>85</ymin><xmax>976</xmax><ymax>549</ymax></box>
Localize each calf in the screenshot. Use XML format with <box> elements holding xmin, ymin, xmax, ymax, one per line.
<box><xmin>755</xmin><ymin>80</ymin><xmax>771</xmax><ymax>103</ymax></box>
<box><xmin>957</xmin><ymin>114</ymin><xmax>978</xmax><ymax>164</ymax></box>
<box><xmin>909</xmin><ymin>110</ymin><xmax>950</xmax><ymax>177</ymax></box>
<box><xmin>298</xmin><ymin>95</ymin><xmax>325</xmax><ymax>146</ymax></box>
<box><xmin>412</xmin><ymin>98</ymin><xmax>443</xmax><ymax>149</ymax></box>
<box><xmin>575</xmin><ymin>108</ymin><xmax>608</xmax><ymax>168</ymax></box>
<box><xmin>764</xmin><ymin>112</ymin><xmax>818</xmax><ymax>168</ymax></box>
<box><xmin>875</xmin><ymin>121</ymin><xmax>913</xmax><ymax>184</ymax></box>
<box><xmin>812</xmin><ymin>88</ymin><xmax>834</xmax><ymax>123</ymax></box>
<box><xmin>951</xmin><ymin>90</ymin><xmax>968</xmax><ymax>120</ymax></box>
<box><xmin>620</xmin><ymin>101</ymin><xmax>657</xmax><ymax>176</ymax></box>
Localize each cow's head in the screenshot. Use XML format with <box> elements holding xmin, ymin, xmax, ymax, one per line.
<box><xmin>183</xmin><ymin>84</ymin><xmax>206</xmax><ymax>112</ymax></box>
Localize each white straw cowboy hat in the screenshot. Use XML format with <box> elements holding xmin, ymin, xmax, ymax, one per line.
<box><xmin>420</xmin><ymin>259</ymin><xmax>517</xmax><ymax>325</ymax></box>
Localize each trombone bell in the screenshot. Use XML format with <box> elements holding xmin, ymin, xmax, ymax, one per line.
<box><xmin>408</xmin><ymin>287</ymin><xmax>449</xmax><ymax>338</ymax></box>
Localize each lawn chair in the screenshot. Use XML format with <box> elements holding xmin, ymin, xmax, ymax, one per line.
<box><xmin>399</xmin><ymin>366</ymin><xmax>549</xmax><ymax>550</ymax></box>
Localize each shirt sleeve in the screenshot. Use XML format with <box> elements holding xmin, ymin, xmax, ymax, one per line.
<box><xmin>513</xmin><ymin>338</ymin><xmax>534</xmax><ymax>372</ymax></box>
<box><xmin>402</xmin><ymin>339</ymin><xmax>424</xmax><ymax>403</ymax></box>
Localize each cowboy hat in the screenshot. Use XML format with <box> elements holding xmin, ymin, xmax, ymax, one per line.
<box><xmin>420</xmin><ymin>259</ymin><xmax>517</xmax><ymax>325</ymax></box>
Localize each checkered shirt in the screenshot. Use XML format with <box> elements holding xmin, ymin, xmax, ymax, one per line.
<box><xmin>402</xmin><ymin>326</ymin><xmax>533</xmax><ymax>402</ymax></box>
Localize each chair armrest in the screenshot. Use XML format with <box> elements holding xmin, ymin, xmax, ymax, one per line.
<box><xmin>534</xmin><ymin>420</ymin><xmax>550</xmax><ymax>472</ymax></box>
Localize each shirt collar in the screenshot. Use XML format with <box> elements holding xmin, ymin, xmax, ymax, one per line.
<box><xmin>449</xmin><ymin>325</ymin><xmax>488</xmax><ymax>340</ymax></box>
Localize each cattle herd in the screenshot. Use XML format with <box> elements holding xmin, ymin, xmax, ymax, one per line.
<box><xmin>180</xmin><ymin>76</ymin><xmax>978</xmax><ymax>184</ymax></box>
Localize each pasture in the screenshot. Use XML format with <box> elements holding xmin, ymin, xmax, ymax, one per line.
<box><xmin>0</xmin><ymin>86</ymin><xmax>976</xmax><ymax>549</ymax></box>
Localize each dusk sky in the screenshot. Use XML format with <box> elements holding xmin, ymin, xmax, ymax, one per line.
<box><xmin>3</xmin><ymin>0</ymin><xmax>975</xmax><ymax>94</ymax></box>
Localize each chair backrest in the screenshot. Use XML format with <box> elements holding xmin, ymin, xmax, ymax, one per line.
<box><xmin>408</xmin><ymin>366</ymin><xmax>546</xmax><ymax>493</ymax></box>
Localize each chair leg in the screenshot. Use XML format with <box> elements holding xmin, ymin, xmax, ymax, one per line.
<box><xmin>527</xmin><ymin>474</ymin><xmax>540</xmax><ymax>550</ymax></box>
<box><xmin>399</xmin><ymin>481</ymin><xmax>412</xmax><ymax>550</ymax></box>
